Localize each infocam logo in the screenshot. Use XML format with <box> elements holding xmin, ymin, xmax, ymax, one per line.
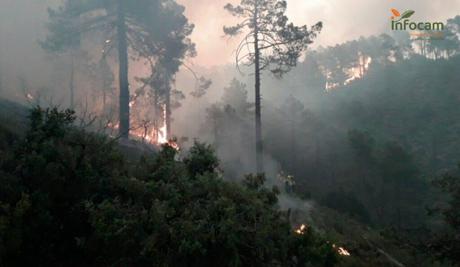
<box><xmin>390</xmin><ymin>9</ymin><xmax>445</xmax><ymax>31</ymax></box>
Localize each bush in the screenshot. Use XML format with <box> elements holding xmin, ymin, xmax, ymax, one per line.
<box><xmin>0</xmin><ymin>107</ymin><xmax>338</xmax><ymax>267</ymax></box>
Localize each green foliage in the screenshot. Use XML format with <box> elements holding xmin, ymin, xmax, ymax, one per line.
<box><xmin>348</xmin><ymin>130</ymin><xmax>375</xmax><ymax>164</ymax></box>
<box><xmin>429</xmin><ymin>165</ymin><xmax>460</xmax><ymax>264</ymax></box>
<box><xmin>41</xmin><ymin>1</ymin><xmax>81</xmax><ymax>53</ymax></box>
<box><xmin>0</xmin><ymin>107</ymin><xmax>338</xmax><ymax>267</ymax></box>
<box><xmin>42</xmin><ymin>0</ymin><xmax>196</xmax><ymax>136</ymax></box>
<box><xmin>260</xmin><ymin>54</ymin><xmax>460</xmax><ymax>228</ymax></box>
<box><xmin>0</xmin><ymin>107</ymin><xmax>124</xmax><ymax>266</ymax></box>
<box><xmin>321</xmin><ymin>191</ymin><xmax>370</xmax><ymax>224</ymax></box>
<box><xmin>183</xmin><ymin>142</ymin><xmax>219</xmax><ymax>177</ymax></box>
<box><xmin>224</xmin><ymin>0</ymin><xmax>322</xmax><ymax>76</ymax></box>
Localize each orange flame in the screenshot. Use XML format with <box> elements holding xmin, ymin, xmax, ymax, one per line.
<box><xmin>108</xmin><ymin>103</ymin><xmax>179</xmax><ymax>150</ymax></box>
<box><xmin>332</xmin><ymin>244</ymin><xmax>351</xmax><ymax>256</ymax></box>
<box><xmin>295</xmin><ymin>224</ymin><xmax>308</xmax><ymax>235</ymax></box>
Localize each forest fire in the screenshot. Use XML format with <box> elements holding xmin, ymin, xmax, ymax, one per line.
<box><xmin>2</xmin><ymin>0</ymin><xmax>459</xmax><ymax>265</ymax></box>
<box><xmin>332</xmin><ymin>244</ymin><xmax>351</xmax><ymax>256</ymax></box>
<box><xmin>295</xmin><ymin>224</ymin><xmax>308</xmax><ymax>235</ymax></box>
<box><xmin>107</xmin><ymin>104</ymin><xmax>179</xmax><ymax>149</ymax></box>
<box><xmin>326</xmin><ymin>55</ymin><xmax>373</xmax><ymax>90</ymax></box>
<box><xmin>130</xmin><ymin>122</ymin><xmax>180</xmax><ymax>150</ymax></box>
<box><xmin>337</xmin><ymin>247</ymin><xmax>351</xmax><ymax>256</ymax></box>
<box><xmin>344</xmin><ymin>56</ymin><xmax>372</xmax><ymax>85</ymax></box>
<box><xmin>295</xmin><ymin>224</ymin><xmax>350</xmax><ymax>256</ymax></box>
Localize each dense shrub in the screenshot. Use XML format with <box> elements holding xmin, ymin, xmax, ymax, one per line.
<box><xmin>0</xmin><ymin>107</ymin><xmax>337</xmax><ymax>267</ymax></box>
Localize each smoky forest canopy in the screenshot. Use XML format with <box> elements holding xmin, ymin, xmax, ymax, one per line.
<box><xmin>0</xmin><ymin>0</ymin><xmax>460</xmax><ymax>266</ymax></box>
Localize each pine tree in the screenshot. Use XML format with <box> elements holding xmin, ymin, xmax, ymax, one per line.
<box><xmin>43</xmin><ymin>0</ymin><xmax>194</xmax><ymax>139</ymax></box>
<box><xmin>223</xmin><ymin>0</ymin><xmax>322</xmax><ymax>173</ymax></box>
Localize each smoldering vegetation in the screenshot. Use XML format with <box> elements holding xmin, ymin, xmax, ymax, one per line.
<box><xmin>1</xmin><ymin>0</ymin><xmax>460</xmax><ymax>266</ymax></box>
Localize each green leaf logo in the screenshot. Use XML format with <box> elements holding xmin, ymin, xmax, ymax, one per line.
<box><xmin>393</xmin><ymin>10</ymin><xmax>415</xmax><ymax>22</ymax></box>
<box><xmin>400</xmin><ymin>10</ymin><xmax>415</xmax><ymax>19</ymax></box>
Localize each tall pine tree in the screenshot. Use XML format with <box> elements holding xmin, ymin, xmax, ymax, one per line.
<box><xmin>224</xmin><ymin>0</ymin><xmax>322</xmax><ymax>173</ymax></box>
<box><xmin>43</xmin><ymin>0</ymin><xmax>194</xmax><ymax>138</ymax></box>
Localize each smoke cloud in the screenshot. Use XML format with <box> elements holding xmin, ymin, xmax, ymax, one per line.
<box><xmin>177</xmin><ymin>0</ymin><xmax>460</xmax><ymax>65</ymax></box>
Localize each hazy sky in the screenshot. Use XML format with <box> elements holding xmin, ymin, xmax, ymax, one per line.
<box><xmin>0</xmin><ymin>0</ymin><xmax>459</xmax><ymax>79</ymax></box>
<box><xmin>177</xmin><ymin>0</ymin><xmax>460</xmax><ymax>66</ymax></box>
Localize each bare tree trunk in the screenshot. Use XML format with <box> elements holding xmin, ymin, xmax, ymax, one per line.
<box><xmin>102</xmin><ymin>90</ymin><xmax>107</xmax><ymax>111</ymax></box>
<box><xmin>290</xmin><ymin>119</ymin><xmax>297</xmax><ymax>173</ymax></box>
<box><xmin>165</xmin><ymin>84</ymin><xmax>171</xmax><ymax>140</ymax></box>
<box><xmin>0</xmin><ymin>65</ymin><xmax>3</xmax><ymax>93</ymax></box>
<box><xmin>396</xmin><ymin>183</ymin><xmax>402</xmax><ymax>230</ymax></box>
<box><xmin>420</xmin><ymin>39</ymin><xmax>426</xmax><ymax>57</ymax></box>
<box><xmin>0</xmin><ymin>47</ymin><xmax>2</xmax><ymax>92</ymax></box>
<box><xmin>254</xmin><ymin>3</ymin><xmax>264</xmax><ymax>174</ymax></box>
<box><xmin>213</xmin><ymin>116</ymin><xmax>219</xmax><ymax>147</ymax></box>
<box><xmin>69</xmin><ymin>53</ymin><xmax>75</xmax><ymax>109</ymax></box>
<box><xmin>153</xmin><ymin>86</ymin><xmax>159</xmax><ymax>140</ymax></box>
<box><xmin>430</xmin><ymin>134</ymin><xmax>438</xmax><ymax>174</ymax></box>
<box><xmin>117</xmin><ymin>0</ymin><xmax>130</xmax><ymax>138</ymax></box>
